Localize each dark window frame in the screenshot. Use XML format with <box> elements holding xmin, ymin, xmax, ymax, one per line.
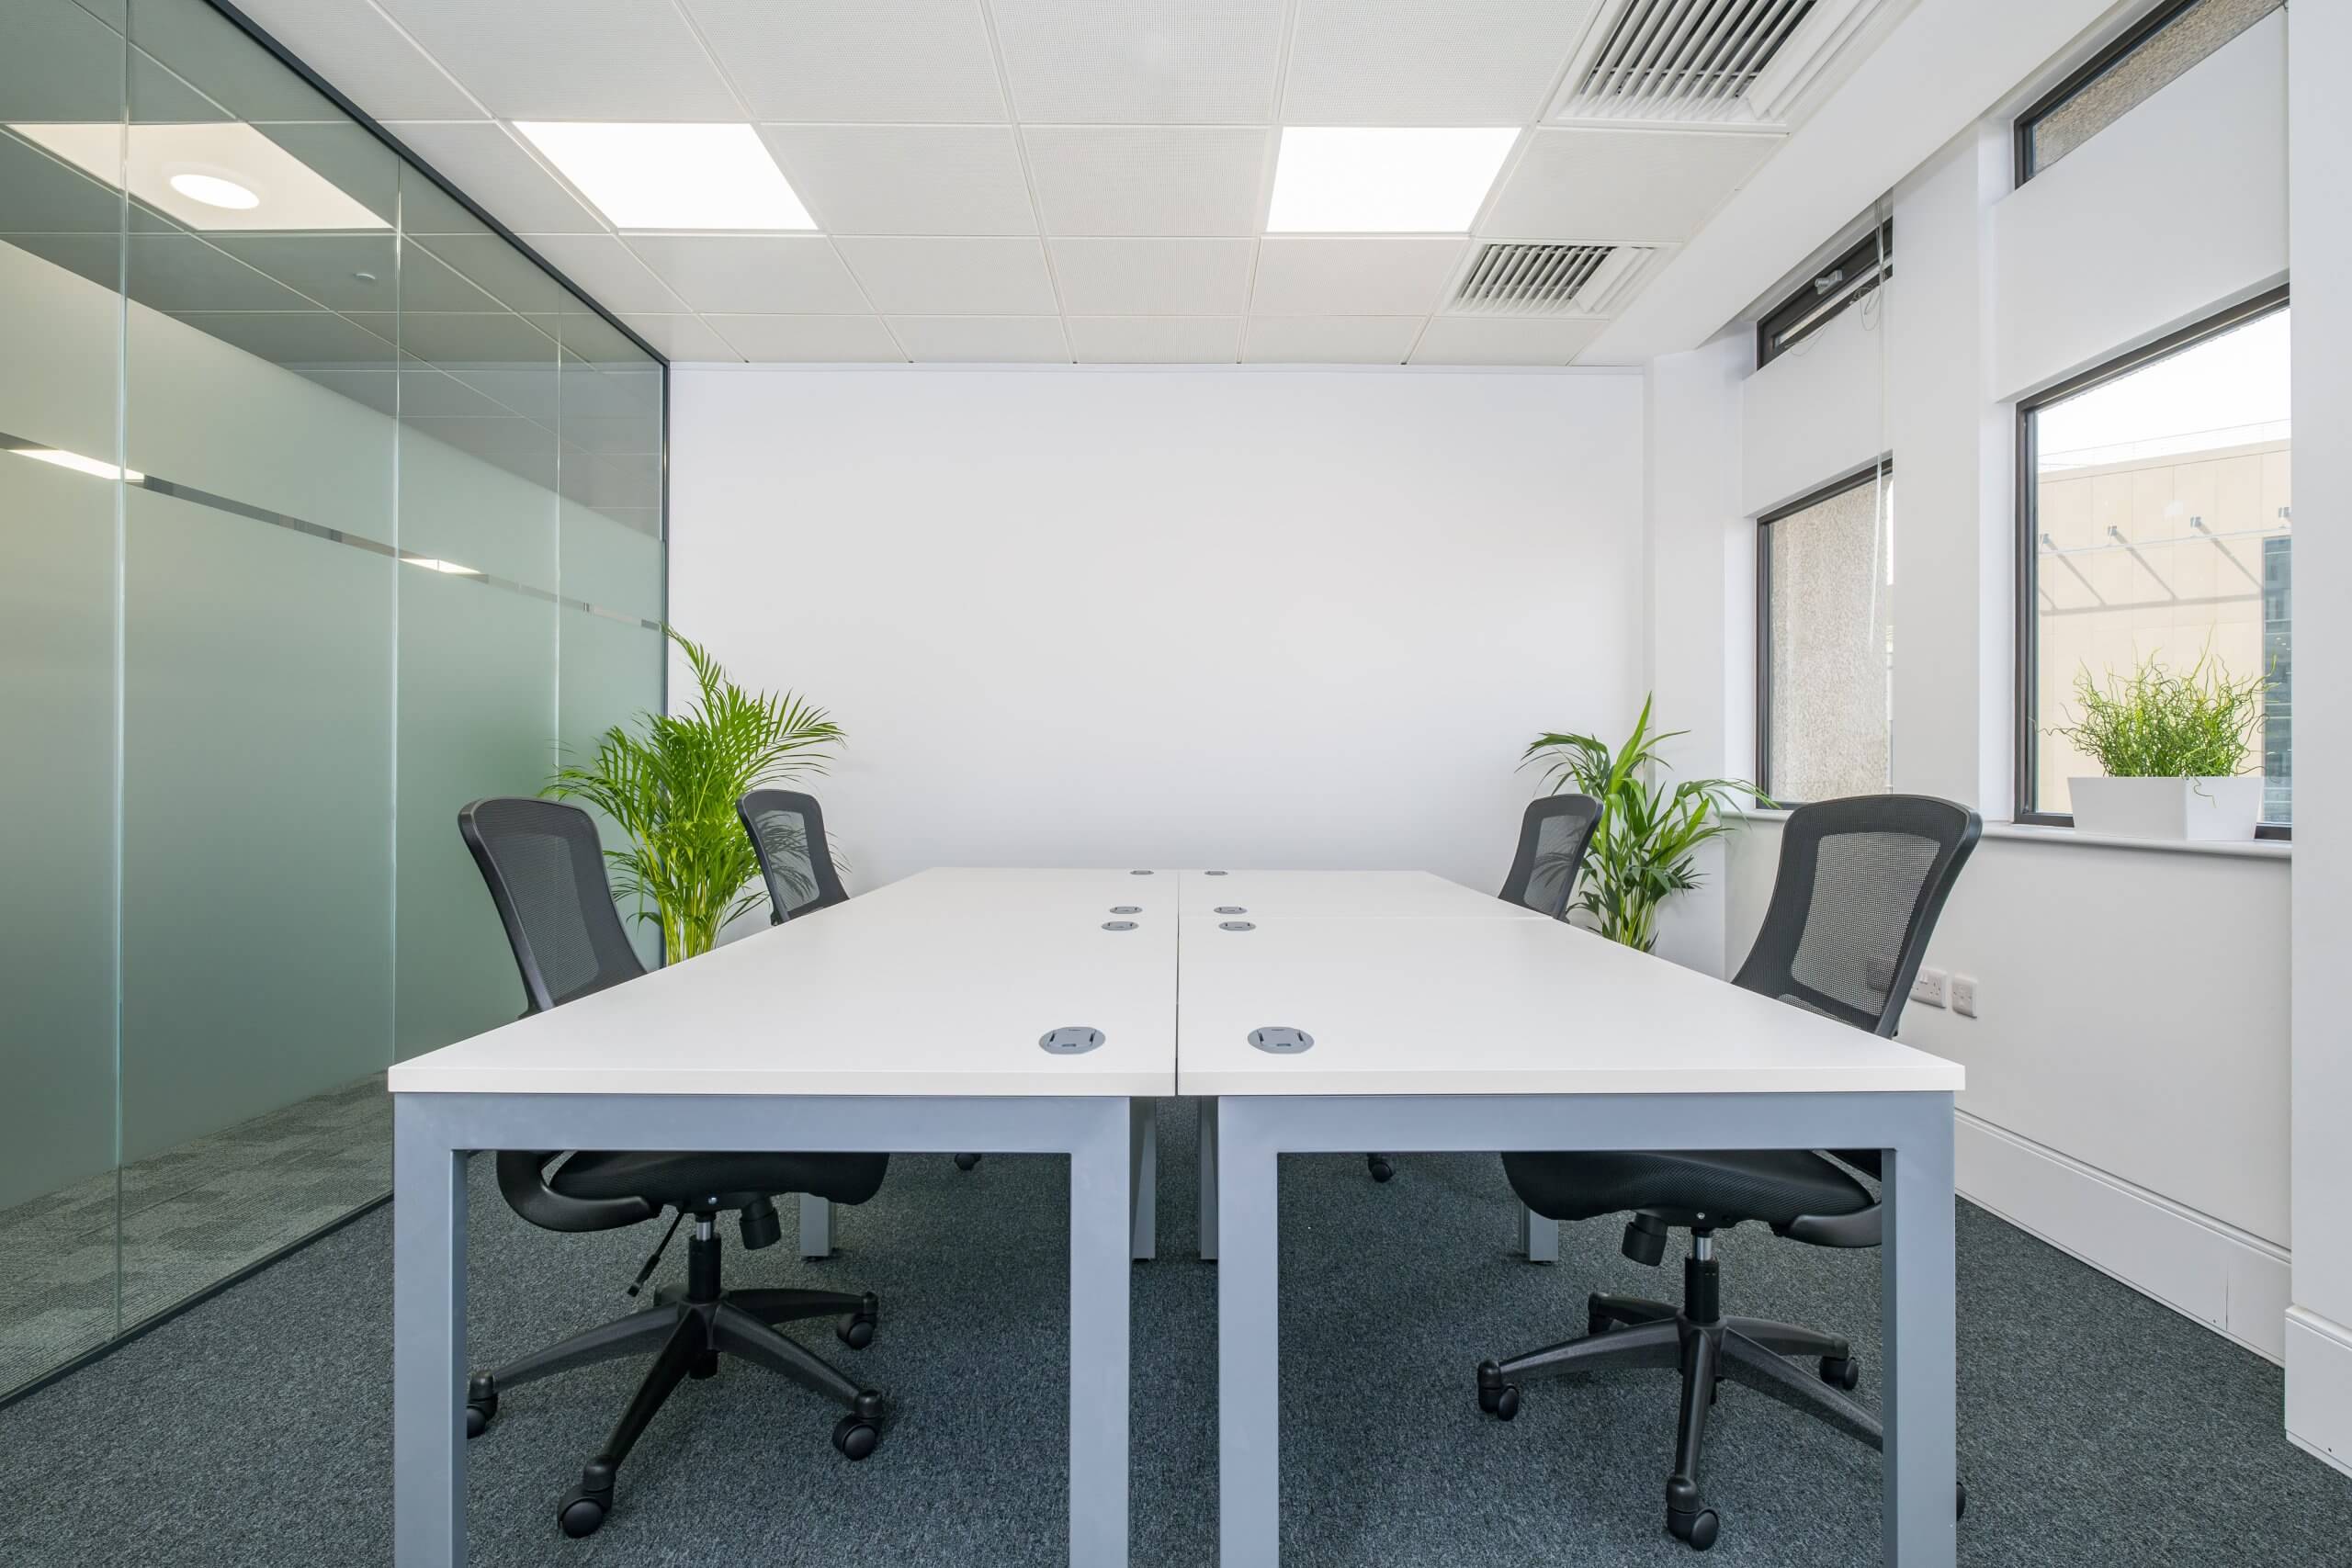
<box><xmin>1755</xmin><ymin>221</ymin><xmax>1892</xmax><ymax>370</ymax></box>
<box><xmin>2013</xmin><ymin>0</ymin><xmax>2262</xmax><ymax>185</ymax></box>
<box><xmin>2012</xmin><ymin>286</ymin><xmax>2291</xmax><ymax>838</ymax></box>
<box><xmin>1755</xmin><ymin>459</ymin><xmax>1894</xmax><ymax>805</ymax></box>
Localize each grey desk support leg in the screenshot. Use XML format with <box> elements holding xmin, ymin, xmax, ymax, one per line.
<box><xmin>799</xmin><ymin>1195</ymin><xmax>835</xmax><ymax>1258</ymax></box>
<box><xmin>1216</xmin><ymin>1097</ymin><xmax>1276</xmax><ymax>1563</ymax></box>
<box><xmin>1197</xmin><ymin>1097</ymin><xmax>1218</xmax><ymax>1262</ymax></box>
<box><xmin>1883</xmin><ymin>1097</ymin><xmax>1959</xmax><ymax>1566</ymax></box>
<box><xmin>1070</xmin><ymin>1098</ymin><xmax>1134</xmax><ymax>1566</ymax></box>
<box><xmin>1130</xmin><ymin>1099</ymin><xmax>1159</xmax><ymax>1261</ymax></box>
<box><xmin>393</xmin><ymin>1097</ymin><xmax>466</xmax><ymax>1568</ymax></box>
<box><xmin>1514</xmin><ymin>1204</ymin><xmax>1558</xmax><ymax>1264</ymax></box>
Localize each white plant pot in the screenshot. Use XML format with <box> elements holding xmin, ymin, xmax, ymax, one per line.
<box><xmin>2067</xmin><ymin>775</ymin><xmax>2264</xmax><ymax>841</ymax></box>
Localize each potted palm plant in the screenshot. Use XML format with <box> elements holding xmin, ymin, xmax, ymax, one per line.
<box><xmin>548</xmin><ymin>629</ymin><xmax>843</xmax><ymax>961</ymax></box>
<box><xmin>2052</xmin><ymin>652</ymin><xmax>2267</xmax><ymax>840</ymax></box>
<box><xmin>1521</xmin><ymin>695</ymin><xmax>1762</xmax><ymax>953</ymax></box>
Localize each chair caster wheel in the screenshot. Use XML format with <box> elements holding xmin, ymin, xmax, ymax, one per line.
<box><xmin>465</xmin><ymin>1373</ymin><xmax>497</xmax><ymax>1438</ymax></box>
<box><xmin>1475</xmin><ymin>1361</ymin><xmax>1520</xmax><ymax>1420</ymax></box>
<box><xmin>838</xmin><ymin>1294</ymin><xmax>879</xmax><ymax>1349</ymax></box>
<box><xmin>832</xmin><ymin>1413</ymin><xmax>881</xmax><ymax>1460</ymax></box>
<box><xmin>1957</xmin><ymin>1482</ymin><xmax>1967</xmax><ymax>1518</ymax></box>
<box><xmin>556</xmin><ymin>1486</ymin><xmax>610</xmax><ymax>1539</ymax></box>
<box><xmin>1818</xmin><ymin>1354</ymin><xmax>1860</xmax><ymax>1391</ymax></box>
<box><xmin>690</xmin><ymin>1348</ymin><xmax>719</xmax><ymax>1380</ymax></box>
<box><xmin>1366</xmin><ymin>1156</ymin><xmax>1395</xmax><ymax>1183</ymax></box>
<box><xmin>1668</xmin><ymin>1507</ymin><xmax>1719</xmax><ymax>1551</ymax></box>
<box><xmin>954</xmin><ymin>1153</ymin><xmax>981</xmax><ymax>1171</ymax></box>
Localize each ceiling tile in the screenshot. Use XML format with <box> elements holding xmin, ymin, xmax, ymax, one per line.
<box><xmin>625</xmin><ymin>236</ymin><xmax>867</xmax><ymax>313</ymax></box>
<box><xmin>1408</xmin><ymin>315</ymin><xmax>1606</xmax><ymax>366</ymax></box>
<box><xmin>704</xmin><ymin>314</ymin><xmax>905</xmax><ymax>362</ymax></box>
<box><xmin>1284</xmin><ymin>0</ymin><xmax>1606</xmax><ymax>124</ymax></box>
<box><xmin>1250</xmin><ymin>236</ymin><xmax>1465</xmax><ymax>316</ymax></box>
<box><xmin>1480</xmin><ymin>129</ymin><xmax>1781</xmax><ymax>242</ymax></box>
<box><xmin>1048</xmin><ymin>238</ymin><xmax>1255</xmax><ymax>315</ymax></box>
<box><xmin>834</xmin><ymin>237</ymin><xmax>1057</xmax><ymax>315</ymax></box>
<box><xmin>383</xmin><ymin>122</ymin><xmax>607</xmax><ymax>234</ymax></box>
<box><xmin>371</xmin><ymin>0</ymin><xmax>742</xmax><ymax>119</ymax></box>
<box><xmin>616</xmin><ymin>313</ymin><xmax>743</xmax><ymax>361</ymax></box>
<box><xmin>989</xmin><ymin>0</ymin><xmax>1285</xmax><ymax>123</ymax></box>
<box><xmin>762</xmin><ymin>127</ymin><xmax>1035</xmax><ymax>235</ymax></box>
<box><xmin>1023</xmin><ymin>127</ymin><xmax>1271</xmax><ymax>237</ymax></box>
<box><xmin>1066</xmin><ymin>316</ymin><xmax>1242</xmax><ymax>364</ymax></box>
<box><xmin>888</xmin><ymin>316</ymin><xmax>1070</xmax><ymax>363</ymax></box>
<box><xmin>225</xmin><ymin>1</ymin><xmax>483</xmax><ymax>119</ymax></box>
<box><xmin>514</xmin><ymin>235</ymin><xmax>687</xmax><ymax>314</ymax></box>
<box><xmin>680</xmin><ymin>0</ymin><xmax>1006</xmax><ymax>121</ymax></box>
<box><xmin>1243</xmin><ymin>316</ymin><xmax>1425</xmax><ymax>364</ymax></box>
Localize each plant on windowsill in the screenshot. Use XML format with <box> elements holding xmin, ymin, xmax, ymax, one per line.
<box><xmin>547</xmin><ymin>628</ymin><xmax>843</xmax><ymax>961</ymax></box>
<box><xmin>1521</xmin><ymin>694</ymin><xmax>1766</xmax><ymax>953</ymax></box>
<box><xmin>2049</xmin><ymin>651</ymin><xmax>2267</xmax><ymax>841</ymax></box>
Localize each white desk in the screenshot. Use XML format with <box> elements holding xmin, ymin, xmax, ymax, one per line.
<box><xmin>1181</xmin><ymin>908</ymin><xmax>1962</xmax><ymax>1568</ymax></box>
<box><xmin>388</xmin><ymin>869</ymin><xmax>1174</xmax><ymax>1568</ymax></box>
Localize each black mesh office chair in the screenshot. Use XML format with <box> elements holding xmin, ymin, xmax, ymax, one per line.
<box><xmin>458</xmin><ymin>797</ymin><xmax>893</xmax><ymax>1540</ymax></box>
<box><xmin>739</xmin><ymin>788</ymin><xmax>985</xmax><ymax>1176</ymax></box>
<box><xmin>1475</xmin><ymin>795</ymin><xmax>1981</xmax><ymax>1551</ymax></box>
<box><xmin>1365</xmin><ymin>793</ymin><xmax>1602</xmax><ymax>1183</ymax></box>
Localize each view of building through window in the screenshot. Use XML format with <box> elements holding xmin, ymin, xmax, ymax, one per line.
<box><xmin>2027</xmin><ymin>303</ymin><xmax>2291</xmax><ymax>822</ymax></box>
<box><xmin>1761</xmin><ymin>466</ymin><xmax>1894</xmax><ymax>804</ymax></box>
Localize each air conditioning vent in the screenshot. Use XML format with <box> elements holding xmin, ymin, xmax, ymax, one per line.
<box><xmin>1450</xmin><ymin>243</ymin><xmax>1657</xmax><ymax>317</ymax></box>
<box><xmin>1555</xmin><ymin>0</ymin><xmax>1885</xmax><ymax>126</ymax></box>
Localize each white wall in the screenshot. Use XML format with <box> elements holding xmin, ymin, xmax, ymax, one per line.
<box><xmin>671</xmin><ymin>367</ymin><xmax>1646</xmax><ymax>893</ymax></box>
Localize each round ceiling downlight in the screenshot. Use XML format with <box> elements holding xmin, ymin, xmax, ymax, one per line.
<box><xmin>167</xmin><ymin>172</ymin><xmax>260</xmax><ymax>210</ymax></box>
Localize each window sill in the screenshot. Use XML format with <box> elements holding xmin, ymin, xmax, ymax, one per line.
<box><xmin>1735</xmin><ymin>808</ymin><xmax>2291</xmax><ymax>862</ymax></box>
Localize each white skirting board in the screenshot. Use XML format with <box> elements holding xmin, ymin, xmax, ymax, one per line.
<box><xmin>1955</xmin><ymin>1111</ymin><xmax>2290</xmax><ymax>1363</ymax></box>
<box><xmin>2286</xmin><ymin>1310</ymin><xmax>2352</xmax><ymax>1480</ymax></box>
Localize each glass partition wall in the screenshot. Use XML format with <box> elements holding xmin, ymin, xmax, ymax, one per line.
<box><xmin>0</xmin><ymin>0</ymin><xmax>665</xmax><ymax>1398</ymax></box>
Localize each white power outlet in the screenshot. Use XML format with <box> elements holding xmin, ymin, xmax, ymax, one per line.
<box><xmin>1951</xmin><ymin>974</ymin><xmax>1979</xmax><ymax>1018</ymax></box>
<box><xmin>1911</xmin><ymin>967</ymin><xmax>1948</xmax><ymax>1009</ymax></box>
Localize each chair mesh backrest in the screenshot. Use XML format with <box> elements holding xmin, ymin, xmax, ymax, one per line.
<box><xmin>1732</xmin><ymin>795</ymin><xmax>1982</xmax><ymax>1035</ymax></box>
<box><xmin>458</xmin><ymin>797</ymin><xmax>646</xmax><ymax>1014</ymax></box>
<box><xmin>1498</xmin><ymin>794</ymin><xmax>1604</xmax><ymax>919</ymax></box>
<box><xmin>738</xmin><ymin>788</ymin><xmax>849</xmax><ymax>923</ymax></box>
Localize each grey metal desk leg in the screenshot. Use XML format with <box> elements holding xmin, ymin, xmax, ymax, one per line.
<box><xmin>798</xmin><ymin>1194</ymin><xmax>835</xmax><ymax>1258</ymax></box>
<box><xmin>1130</xmin><ymin>1099</ymin><xmax>1159</xmax><ymax>1261</ymax></box>
<box><xmin>1198</xmin><ymin>1097</ymin><xmax>1219</xmax><ymax>1262</ymax></box>
<box><xmin>1883</xmin><ymin>1095</ymin><xmax>1958</xmax><ymax>1568</ymax></box>
<box><xmin>1513</xmin><ymin>1203</ymin><xmax>1559</xmax><ymax>1264</ymax></box>
<box><xmin>393</xmin><ymin>1098</ymin><xmax>466</xmax><ymax>1568</ymax></box>
<box><xmin>1070</xmin><ymin>1099</ymin><xmax>1133</xmax><ymax>1567</ymax></box>
<box><xmin>1217</xmin><ymin>1097</ymin><xmax>1278</xmax><ymax>1565</ymax></box>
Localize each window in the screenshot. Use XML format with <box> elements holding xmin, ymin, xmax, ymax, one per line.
<box><xmin>1756</xmin><ymin>221</ymin><xmax>1891</xmax><ymax>369</ymax></box>
<box><xmin>1758</xmin><ymin>464</ymin><xmax>1894</xmax><ymax>804</ymax></box>
<box><xmin>2016</xmin><ymin>0</ymin><xmax>2282</xmax><ymax>181</ymax></box>
<box><xmin>2017</xmin><ymin>291</ymin><xmax>2291</xmax><ymax>830</ymax></box>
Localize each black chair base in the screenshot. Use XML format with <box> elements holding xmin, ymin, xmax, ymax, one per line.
<box><xmin>1476</xmin><ymin>1243</ymin><xmax>1954</xmax><ymax>1552</ymax></box>
<box><xmin>467</xmin><ymin>1216</ymin><xmax>886</xmax><ymax>1538</ymax></box>
<box><xmin>1364</xmin><ymin>1153</ymin><xmax>1394</xmax><ymax>1183</ymax></box>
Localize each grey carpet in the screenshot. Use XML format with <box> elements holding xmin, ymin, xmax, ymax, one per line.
<box><xmin>0</xmin><ymin>1098</ymin><xmax>2345</xmax><ymax>1567</ymax></box>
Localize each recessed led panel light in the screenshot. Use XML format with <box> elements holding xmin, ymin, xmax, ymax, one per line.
<box><xmin>514</xmin><ymin>123</ymin><xmax>814</xmax><ymax>231</ymax></box>
<box><xmin>1266</xmin><ymin>127</ymin><xmax>1520</xmax><ymax>233</ymax></box>
<box><xmin>7</xmin><ymin>121</ymin><xmax>389</xmax><ymax>231</ymax></box>
<box><xmin>13</xmin><ymin>447</ymin><xmax>143</xmax><ymax>483</ymax></box>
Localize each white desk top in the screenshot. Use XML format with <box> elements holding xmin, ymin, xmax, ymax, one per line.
<box><xmin>388</xmin><ymin>870</ymin><xmax>1176</xmax><ymax>1098</ymax></box>
<box><xmin>1176</xmin><ymin>868</ymin><xmax>1536</xmax><ymax>919</ymax></box>
<box><xmin>1176</xmin><ymin>914</ymin><xmax>1963</xmax><ymax>1099</ymax></box>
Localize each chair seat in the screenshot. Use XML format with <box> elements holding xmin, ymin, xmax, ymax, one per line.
<box><xmin>549</xmin><ymin>1149</ymin><xmax>888</xmax><ymax>1212</ymax></box>
<box><xmin>1502</xmin><ymin>1147</ymin><xmax>1873</xmax><ymax>1229</ymax></box>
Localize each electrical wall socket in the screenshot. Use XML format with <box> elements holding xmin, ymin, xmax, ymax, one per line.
<box><xmin>1951</xmin><ymin>975</ymin><xmax>1979</xmax><ymax>1018</ymax></box>
<box><xmin>1911</xmin><ymin>967</ymin><xmax>1948</xmax><ymax>1008</ymax></box>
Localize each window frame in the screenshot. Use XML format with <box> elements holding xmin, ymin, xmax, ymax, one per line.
<box><xmin>2011</xmin><ymin>286</ymin><xmax>2292</xmax><ymax>838</ymax></box>
<box><xmin>2012</xmin><ymin>0</ymin><xmax>2260</xmax><ymax>185</ymax></box>
<box><xmin>1755</xmin><ymin>221</ymin><xmax>1892</xmax><ymax>370</ymax></box>
<box><xmin>1755</xmin><ymin>459</ymin><xmax>1895</xmax><ymax>806</ymax></box>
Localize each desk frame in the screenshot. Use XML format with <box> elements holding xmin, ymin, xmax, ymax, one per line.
<box><xmin>394</xmin><ymin>1091</ymin><xmax>1134</xmax><ymax>1568</ymax></box>
<box><xmin>1215</xmin><ymin>1089</ymin><xmax>1955</xmax><ymax>1568</ymax></box>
